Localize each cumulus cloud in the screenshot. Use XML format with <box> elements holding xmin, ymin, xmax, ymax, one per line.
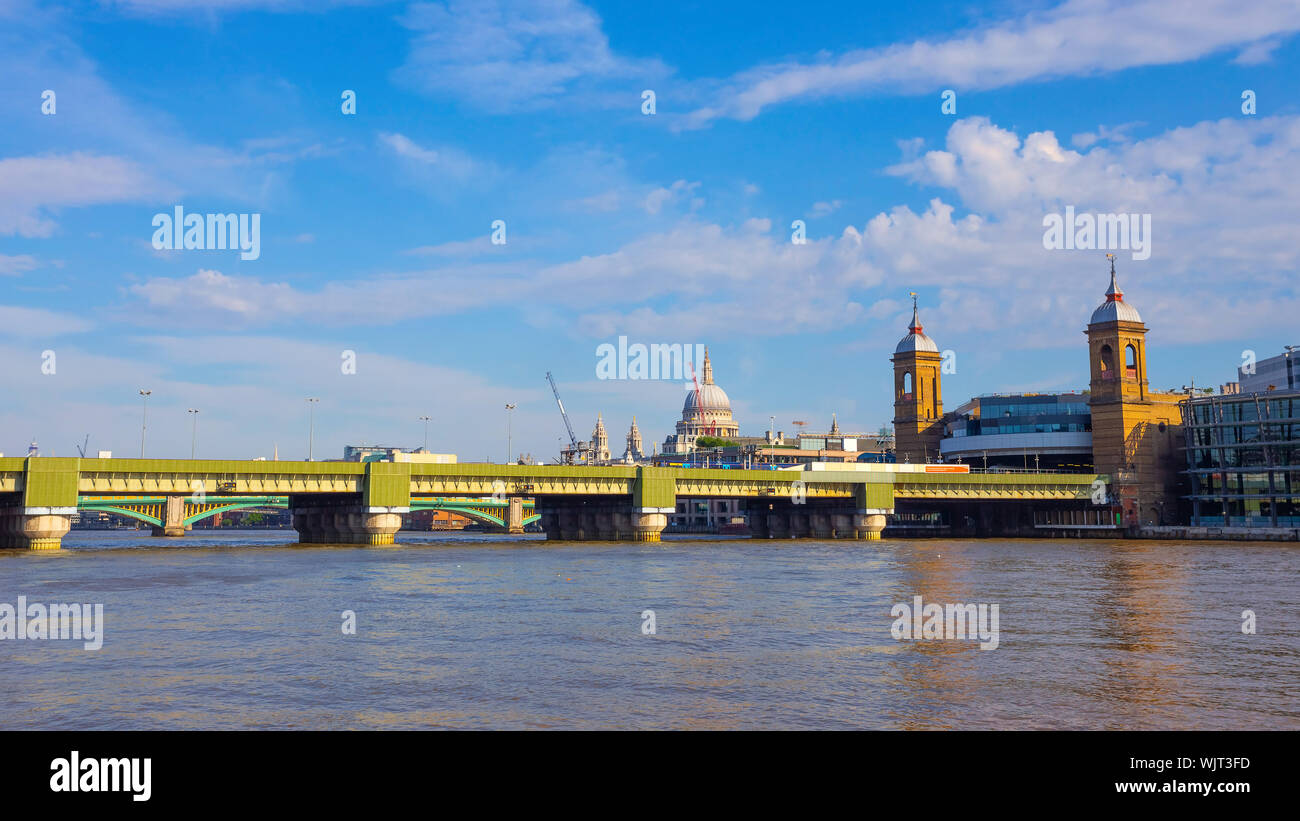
<box><xmin>122</xmin><ymin>114</ymin><xmax>1300</xmax><ymax>349</ymax></box>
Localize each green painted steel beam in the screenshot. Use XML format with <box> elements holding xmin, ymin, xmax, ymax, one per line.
<box><xmin>633</xmin><ymin>465</ymin><xmax>677</xmax><ymax>509</ymax></box>
<box><xmin>89</xmin><ymin>507</ymin><xmax>164</xmax><ymax>527</ymax></box>
<box><xmin>22</xmin><ymin>457</ymin><xmax>80</xmax><ymax>508</ymax></box>
<box><xmin>364</xmin><ymin>461</ymin><xmax>411</xmax><ymax>508</ymax></box>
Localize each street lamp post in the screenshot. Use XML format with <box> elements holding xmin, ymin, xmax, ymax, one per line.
<box><xmin>418</xmin><ymin>415</ymin><xmax>431</xmax><ymax>450</ymax></box>
<box><xmin>505</xmin><ymin>404</ymin><xmax>516</xmax><ymax>464</ymax></box>
<box><xmin>306</xmin><ymin>398</ymin><xmax>320</xmax><ymax>461</ymax></box>
<box><xmin>138</xmin><ymin>390</ymin><xmax>151</xmax><ymax>458</ymax></box>
<box><xmin>188</xmin><ymin>408</ymin><xmax>199</xmax><ymax>459</ymax></box>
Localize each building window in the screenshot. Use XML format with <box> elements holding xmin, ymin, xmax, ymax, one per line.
<box><xmin>1099</xmin><ymin>344</ymin><xmax>1115</xmax><ymax>379</ymax></box>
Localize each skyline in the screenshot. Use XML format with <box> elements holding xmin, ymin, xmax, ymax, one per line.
<box><xmin>3</xmin><ymin>0</ymin><xmax>1299</xmax><ymax>461</ymax></box>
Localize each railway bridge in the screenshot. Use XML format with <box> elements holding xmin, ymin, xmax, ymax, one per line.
<box><xmin>0</xmin><ymin>457</ymin><xmax>1108</xmax><ymax>549</ymax></box>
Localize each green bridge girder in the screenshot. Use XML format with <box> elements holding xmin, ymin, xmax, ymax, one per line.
<box><xmin>74</xmin><ymin>495</ymin><xmax>541</xmax><ymax>529</ymax></box>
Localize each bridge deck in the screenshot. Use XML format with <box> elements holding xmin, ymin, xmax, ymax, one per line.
<box><xmin>1</xmin><ymin>458</ymin><xmax>1104</xmax><ymax>506</ymax></box>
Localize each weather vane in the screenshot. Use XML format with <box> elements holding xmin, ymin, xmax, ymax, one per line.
<box><xmin>1106</xmin><ymin>252</ymin><xmax>1116</xmax><ymax>275</ymax></box>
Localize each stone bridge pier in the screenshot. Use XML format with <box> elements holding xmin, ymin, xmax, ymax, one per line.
<box><xmin>0</xmin><ymin>505</ymin><xmax>74</xmax><ymax>550</ymax></box>
<box><xmin>151</xmin><ymin>495</ymin><xmax>188</xmax><ymax>537</ymax></box>
<box><xmin>536</xmin><ymin>498</ymin><xmax>670</xmax><ymax>542</ymax></box>
<box><xmin>744</xmin><ymin>499</ymin><xmax>890</xmax><ymax>540</ymax></box>
<box><xmin>290</xmin><ymin>497</ymin><xmax>406</xmax><ymax>545</ymax></box>
<box><xmin>506</xmin><ymin>497</ymin><xmax>525</xmax><ymax>535</ymax></box>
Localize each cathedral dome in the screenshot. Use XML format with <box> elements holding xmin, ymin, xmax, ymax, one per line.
<box><xmin>684</xmin><ymin>383</ymin><xmax>732</xmax><ymax>413</ymax></box>
<box><xmin>896</xmin><ymin>299</ymin><xmax>939</xmax><ymax>353</ymax></box>
<box><xmin>662</xmin><ymin>347</ymin><xmax>740</xmax><ymax>454</ymax></box>
<box><xmin>1090</xmin><ymin>262</ymin><xmax>1143</xmax><ymax>324</ymax></box>
<box><xmin>682</xmin><ymin>348</ymin><xmax>733</xmax><ymax>412</ymax></box>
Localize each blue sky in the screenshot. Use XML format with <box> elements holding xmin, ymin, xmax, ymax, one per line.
<box><xmin>2</xmin><ymin>0</ymin><xmax>1298</xmax><ymax>462</ymax></box>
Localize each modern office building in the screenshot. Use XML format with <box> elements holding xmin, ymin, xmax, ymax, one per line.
<box><xmin>1238</xmin><ymin>347</ymin><xmax>1299</xmax><ymax>393</ymax></box>
<box><xmin>938</xmin><ymin>393</ymin><xmax>1094</xmax><ymax>470</ymax></box>
<box><xmin>341</xmin><ymin>445</ymin><xmax>457</xmax><ymax>463</ymax></box>
<box><xmin>1181</xmin><ymin>389</ymin><xmax>1300</xmax><ymax>527</ymax></box>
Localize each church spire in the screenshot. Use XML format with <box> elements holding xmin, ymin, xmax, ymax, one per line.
<box><xmin>908</xmin><ymin>291</ymin><xmax>923</xmax><ymax>334</ymax></box>
<box><xmin>702</xmin><ymin>347</ymin><xmax>714</xmax><ymax>385</ymax></box>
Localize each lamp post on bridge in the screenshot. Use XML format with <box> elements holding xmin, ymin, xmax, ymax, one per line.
<box><xmin>188</xmin><ymin>408</ymin><xmax>199</xmax><ymax>459</ymax></box>
<box><xmin>419</xmin><ymin>415</ymin><xmax>431</xmax><ymax>451</ymax></box>
<box><xmin>138</xmin><ymin>389</ymin><xmax>151</xmax><ymax>458</ymax></box>
<box><xmin>505</xmin><ymin>403</ymin><xmax>517</xmax><ymax>465</ymax></box>
<box><xmin>306</xmin><ymin>397</ymin><xmax>320</xmax><ymax>461</ymax></box>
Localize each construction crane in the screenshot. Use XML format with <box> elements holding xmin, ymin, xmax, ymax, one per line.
<box><xmin>75</xmin><ymin>435</ymin><xmax>89</xmax><ymax>458</ymax></box>
<box><xmin>546</xmin><ymin>372</ymin><xmax>579</xmax><ymax>451</ymax></box>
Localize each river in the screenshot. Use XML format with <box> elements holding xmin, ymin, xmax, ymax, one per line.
<box><xmin>2</xmin><ymin>530</ymin><xmax>1296</xmax><ymax>729</ymax></box>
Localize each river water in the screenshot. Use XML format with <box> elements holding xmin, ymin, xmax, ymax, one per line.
<box><xmin>2</xmin><ymin>530</ymin><xmax>1296</xmax><ymax>729</ymax></box>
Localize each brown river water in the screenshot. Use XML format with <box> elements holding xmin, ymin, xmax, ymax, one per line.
<box><xmin>1</xmin><ymin>530</ymin><xmax>1296</xmax><ymax>729</ymax></box>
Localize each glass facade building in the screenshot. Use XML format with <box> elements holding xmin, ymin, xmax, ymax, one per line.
<box><xmin>939</xmin><ymin>393</ymin><xmax>1094</xmax><ymax>470</ymax></box>
<box><xmin>1181</xmin><ymin>390</ymin><xmax>1300</xmax><ymax>527</ymax></box>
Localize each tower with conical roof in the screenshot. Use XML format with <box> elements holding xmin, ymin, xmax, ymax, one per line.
<box><xmin>592</xmin><ymin>413</ymin><xmax>610</xmax><ymax>463</ymax></box>
<box><xmin>1087</xmin><ymin>255</ymin><xmax>1150</xmax><ymax>404</ymax></box>
<box><xmin>624</xmin><ymin>416</ymin><xmax>644</xmax><ymax>463</ymax></box>
<box><xmin>891</xmin><ymin>294</ymin><xmax>944</xmax><ymax>463</ymax></box>
<box><xmin>1085</xmin><ymin>256</ymin><xmax>1184</xmax><ymax>527</ymax></box>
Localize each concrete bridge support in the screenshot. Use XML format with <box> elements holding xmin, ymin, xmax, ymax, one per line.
<box><xmin>744</xmin><ymin>500</ymin><xmax>890</xmax><ymax>540</ymax></box>
<box><xmin>291</xmin><ymin>500</ymin><xmax>405</xmax><ymax>545</ymax></box>
<box><xmin>507</xmin><ymin>497</ymin><xmax>525</xmax><ymax>534</ymax></box>
<box><xmin>151</xmin><ymin>495</ymin><xmax>187</xmax><ymax>537</ymax></box>
<box><xmin>0</xmin><ymin>506</ymin><xmax>74</xmax><ymax>550</ymax></box>
<box><xmin>535</xmin><ymin>500</ymin><xmax>669</xmax><ymax>542</ymax></box>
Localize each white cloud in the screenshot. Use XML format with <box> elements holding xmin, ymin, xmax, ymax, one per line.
<box><xmin>99</xmin><ymin>0</ymin><xmax>371</xmax><ymax>15</ymax></box>
<box><xmin>0</xmin><ymin>153</ymin><xmax>158</xmax><ymax>236</ymax></box>
<box><xmin>642</xmin><ymin>179</ymin><xmax>701</xmax><ymax>215</ymax></box>
<box><xmin>809</xmin><ymin>200</ymin><xmax>842</xmax><ymax>218</ymax></box>
<box><xmin>377</xmin><ymin>131</ymin><xmax>489</xmax><ymax>182</ymax></box>
<box><xmin>684</xmin><ymin>0</ymin><xmax>1300</xmax><ymax>126</ymax></box>
<box><xmin>122</xmin><ymin>114</ymin><xmax>1300</xmax><ymax>352</ymax></box>
<box><xmin>0</xmin><ymin>254</ymin><xmax>39</xmax><ymax>276</ymax></box>
<box><xmin>0</xmin><ymin>305</ymin><xmax>94</xmax><ymax>336</ymax></box>
<box><xmin>0</xmin><ymin>333</ymin><xmax>544</xmax><ymax>461</ymax></box>
<box><xmin>394</xmin><ymin>0</ymin><xmax>671</xmax><ymax>112</ymax></box>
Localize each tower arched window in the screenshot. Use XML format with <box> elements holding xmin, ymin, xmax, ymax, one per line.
<box><xmin>1099</xmin><ymin>344</ymin><xmax>1116</xmax><ymax>379</ymax></box>
<box><xmin>901</xmin><ymin>371</ymin><xmax>913</xmax><ymax>400</ymax></box>
<box><xmin>1125</xmin><ymin>344</ymin><xmax>1138</xmax><ymax>378</ymax></box>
